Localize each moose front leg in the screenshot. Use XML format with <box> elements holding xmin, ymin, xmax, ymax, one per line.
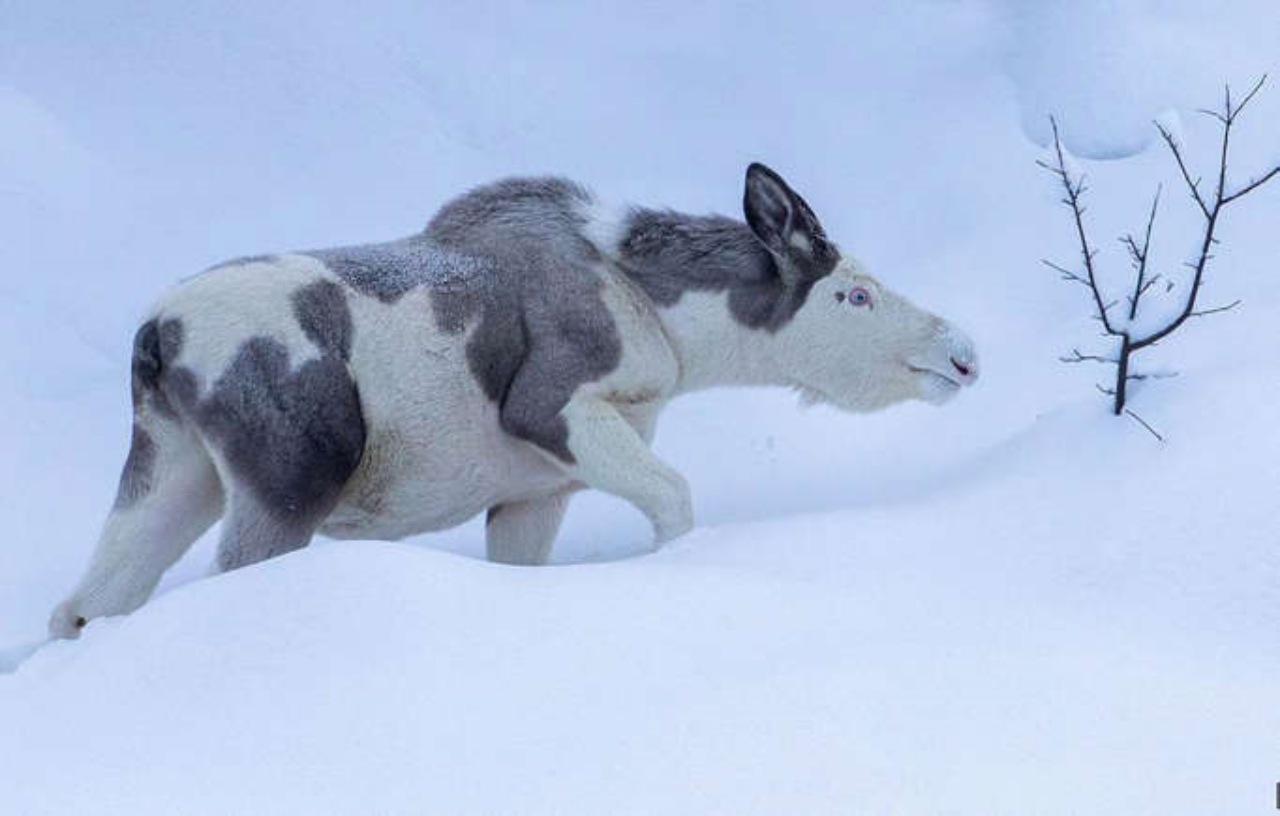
<box><xmin>552</xmin><ymin>395</ymin><xmax>692</xmax><ymax>545</ymax></box>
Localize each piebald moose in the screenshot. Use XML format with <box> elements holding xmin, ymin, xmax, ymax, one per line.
<box><xmin>50</xmin><ymin>164</ymin><xmax>978</xmax><ymax>638</ymax></box>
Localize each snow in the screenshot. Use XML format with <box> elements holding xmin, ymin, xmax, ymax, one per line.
<box><xmin>2</xmin><ymin>3</ymin><xmax>1278</xmax><ymax>814</ymax></box>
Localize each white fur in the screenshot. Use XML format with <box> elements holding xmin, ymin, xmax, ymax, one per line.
<box><xmin>788</xmin><ymin>232</ymin><xmax>813</xmax><ymax>254</ymax></box>
<box><xmin>485</xmin><ymin>486</ymin><xmax>576</xmax><ymax>565</ymax></box>
<box><xmin>579</xmin><ymin>198</ymin><xmax>633</xmax><ymax>256</ymax></box>
<box><xmin>628</xmin><ymin>258</ymin><xmax>978</xmax><ymax>409</ymax></box>
<box><xmin>165</xmin><ymin>257</ymin><xmax>327</xmax><ymax>380</ymax></box>
<box><xmin>49</xmin><ymin>407</ymin><xmax>223</xmax><ymax>637</ymax></box>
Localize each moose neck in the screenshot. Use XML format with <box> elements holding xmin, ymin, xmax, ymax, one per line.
<box><xmin>615</xmin><ymin>209</ymin><xmax>812</xmax><ymax>394</ymax></box>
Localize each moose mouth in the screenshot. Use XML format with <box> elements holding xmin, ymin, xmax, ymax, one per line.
<box><xmin>908</xmin><ymin>364</ymin><xmax>963</xmax><ymax>390</ymax></box>
<box><xmin>909</xmin><ymin>355</ymin><xmax>977</xmax><ymax>388</ymax></box>
<box><xmin>908</xmin><ymin>357</ymin><xmax>976</xmax><ymax>404</ymax></box>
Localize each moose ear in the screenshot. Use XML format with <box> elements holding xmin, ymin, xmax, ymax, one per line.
<box><xmin>743</xmin><ymin>162</ymin><xmax>839</xmax><ymax>285</ymax></box>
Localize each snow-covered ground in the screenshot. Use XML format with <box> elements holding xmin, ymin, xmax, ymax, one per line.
<box><xmin>2</xmin><ymin>3</ymin><xmax>1278</xmax><ymax>814</ymax></box>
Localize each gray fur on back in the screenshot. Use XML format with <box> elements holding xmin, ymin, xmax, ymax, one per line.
<box><xmin>425</xmin><ymin>177</ymin><xmax>595</xmax><ymax>255</ymax></box>
<box><xmin>300</xmin><ymin>179</ymin><xmax>622</xmax><ymax>461</ymax></box>
<box><xmin>419</xmin><ymin>177</ymin><xmax>621</xmax><ymax>463</ymax></box>
<box><xmin>614</xmin><ymin>209</ymin><xmax>834</xmax><ymax>332</ymax></box>
<box><xmin>302</xmin><ymin>177</ymin><xmax>626</xmax><ymax>463</ymax></box>
<box><xmin>294</xmin><ymin>174</ymin><xmax>833</xmax><ymax>460</ymax></box>
<box><xmin>306</xmin><ymin>238</ymin><xmax>488</xmax><ymax>304</ymax></box>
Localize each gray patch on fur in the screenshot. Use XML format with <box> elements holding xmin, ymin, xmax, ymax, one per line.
<box><xmin>215</xmin><ymin>501</ymin><xmax>309</xmax><ymax>572</ymax></box>
<box><xmin>131</xmin><ymin>320</ymin><xmax>163</xmax><ymax>393</ymax></box>
<box><xmin>615</xmin><ymin>208</ymin><xmax>837</xmax><ymax>332</ymax></box>
<box><xmin>113</xmin><ymin>424</ymin><xmax>156</xmax><ymax>510</ymax></box>
<box><xmin>162</xmin><ymin>365</ymin><xmax>200</xmax><ymax>419</ymax></box>
<box><xmin>132</xmin><ymin>317</ymin><xmax>185</xmax><ymax>419</ymax></box>
<box><xmin>306</xmin><ymin>238</ymin><xmax>486</xmax><ymax>304</ymax></box>
<box><xmin>118</xmin><ymin>316</ymin><xmax>174</xmax><ymax>507</ymax></box>
<box><xmin>424</xmin><ymin>177</ymin><xmax>621</xmax><ymax>462</ymax></box>
<box><xmin>157</xmin><ymin>318</ymin><xmax>184</xmax><ymax>363</ymax></box>
<box><xmin>741</xmin><ymin>163</ymin><xmax>841</xmax><ymax>283</ymax></box>
<box><xmin>176</xmin><ymin>336</ymin><xmax>365</xmax><ymax>531</ymax></box>
<box><xmin>292</xmin><ymin>279</ymin><xmax>354</xmax><ymax>361</ymax></box>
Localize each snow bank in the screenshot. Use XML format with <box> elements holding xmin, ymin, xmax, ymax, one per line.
<box><xmin>3</xmin><ymin>383</ymin><xmax>1276</xmax><ymax>814</ymax></box>
<box><xmin>995</xmin><ymin>0</ymin><xmax>1280</xmax><ymax>159</ymax></box>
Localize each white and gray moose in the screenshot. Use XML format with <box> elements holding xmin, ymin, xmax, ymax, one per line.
<box><xmin>50</xmin><ymin>163</ymin><xmax>978</xmax><ymax>638</ymax></box>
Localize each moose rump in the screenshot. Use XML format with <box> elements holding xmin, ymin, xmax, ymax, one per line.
<box><xmin>49</xmin><ymin>260</ymin><xmax>370</xmax><ymax>636</ymax></box>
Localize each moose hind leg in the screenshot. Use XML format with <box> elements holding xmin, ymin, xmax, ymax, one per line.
<box><xmin>201</xmin><ymin>338</ymin><xmax>365</xmax><ymax>573</ymax></box>
<box><xmin>49</xmin><ymin>416</ymin><xmax>224</xmax><ymax>639</ymax></box>
<box><xmin>216</xmin><ymin>491</ymin><xmax>327</xmax><ymax>572</ymax></box>
<box><xmin>486</xmin><ymin>487</ymin><xmax>576</xmax><ymax>566</ymax></box>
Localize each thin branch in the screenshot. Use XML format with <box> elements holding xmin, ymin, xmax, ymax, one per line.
<box><xmin>1035</xmin><ymin>158</ymin><xmax>1061</xmax><ymax>175</ymax></box>
<box><xmin>1041</xmin><ymin>258</ymin><xmax>1090</xmax><ymax>286</ymax></box>
<box><xmin>1215</xmin><ymin>88</ymin><xmax>1232</xmax><ymax>202</ymax></box>
<box><xmin>1093</xmin><ymin>298</ymin><xmax>1120</xmax><ymax>318</ymax></box>
<box><xmin>1120</xmin><ymin>235</ymin><xmax>1141</xmax><ymax>264</ymax></box>
<box><xmin>1155</xmin><ymin>123</ymin><xmax>1210</xmax><ymax>217</ymax></box>
<box><xmin>1189</xmin><ymin>299</ymin><xmax>1242</xmax><ymax>318</ymax></box>
<box><xmin>1043</xmin><ymin>116</ymin><xmax>1120</xmax><ymax>336</ymax></box>
<box><xmin>1124</xmin><ymin>408</ymin><xmax>1165</xmax><ymax>442</ymax></box>
<box><xmin>1124</xmin><ymin>185</ymin><xmax>1161</xmax><ymax>320</ymax></box>
<box><xmin>1222</xmin><ymin>166</ymin><xmax>1280</xmax><ymax>206</ymax></box>
<box><xmin>1134</xmin><ymin>274</ymin><xmax>1162</xmax><ymax>299</ymax></box>
<box><xmin>1228</xmin><ymin>74</ymin><xmax>1268</xmax><ymax>121</ymax></box>
<box><xmin>1061</xmin><ymin>349</ymin><xmax>1116</xmax><ymax>365</ymax></box>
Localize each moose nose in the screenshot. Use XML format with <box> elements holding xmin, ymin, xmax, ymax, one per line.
<box><xmin>934</xmin><ymin>319</ymin><xmax>979</xmax><ymax>385</ymax></box>
<box><xmin>950</xmin><ymin>357</ymin><xmax>978</xmax><ymax>382</ymax></box>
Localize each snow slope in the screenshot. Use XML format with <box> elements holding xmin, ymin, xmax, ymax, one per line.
<box><xmin>2</xmin><ymin>3</ymin><xmax>1278</xmax><ymax>814</ymax></box>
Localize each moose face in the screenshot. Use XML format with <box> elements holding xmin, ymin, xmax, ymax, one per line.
<box><xmin>787</xmin><ymin>258</ymin><xmax>978</xmax><ymax>412</ymax></box>
<box><xmin>743</xmin><ymin>163</ymin><xmax>979</xmax><ymax>413</ymax></box>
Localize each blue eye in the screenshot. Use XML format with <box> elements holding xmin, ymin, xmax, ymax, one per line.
<box><xmin>848</xmin><ymin>287</ymin><xmax>872</xmax><ymax>307</ymax></box>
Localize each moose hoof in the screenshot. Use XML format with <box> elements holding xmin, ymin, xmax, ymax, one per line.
<box><xmin>48</xmin><ymin>602</ymin><xmax>88</xmax><ymax>640</ymax></box>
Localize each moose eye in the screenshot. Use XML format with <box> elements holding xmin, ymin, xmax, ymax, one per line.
<box><xmin>848</xmin><ymin>287</ymin><xmax>872</xmax><ymax>308</ymax></box>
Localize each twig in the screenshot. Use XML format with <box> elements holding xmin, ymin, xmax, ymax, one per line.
<box><xmin>1124</xmin><ymin>186</ymin><xmax>1160</xmax><ymax>320</ymax></box>
<box><xmin>1124</xmin><ymin>408</ymin><xmax>1165</xmax><ymax>442</ymax></box>
<box><xmin>1044</xmin><ymin>117</ymin><xmax>1119</xmax><ymax>336</ymax></box>
<box><xmin>1041</xmin><ymin>259</ymin><xmax>1090</xmax><ymax>286</ymax></box>
<box><xmin>1155</xmin><ymin>124</ymin><xmax>1210</xmax><ymax>217</ymax></box>
<box><xmin>1222</xmin><ymin>167</ymin><xmax>1280</xmax><ymax>205</ymax></box>
<box><xmin>1189</xmin><ymin>299</ymin><xmax>1242</xmax><ymax>318</ymax></box>
<box><xmin>1230</xmin><ymin>74</ymin><xmax>1268</xmax><ymax>119</ymax></box>
<box><xmin>1061</xmin><ymin>349</ymin><xmax>1115</xmax><ymax>365</ymax></box>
